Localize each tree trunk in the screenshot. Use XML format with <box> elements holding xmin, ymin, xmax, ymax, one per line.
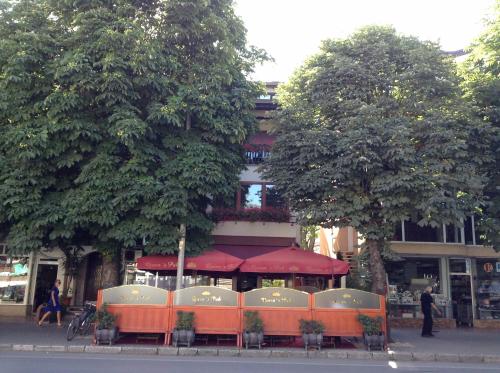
<box><xmin>101</xmin><ymin>250</ymin><xmax>120</xmax><ymax>289</ymax></box>
<box><xmin>175</xmin><ymin>112</ymin><xmax>191</xmax><ymax>293</ymax></box>
<box><xmin>367</xmin><ymin>239</ymin><xmax>386</xmax><ymax>295</ymax></box>
<box><xmin>175</xmin><ymin>223</ymin><xmax>187</xmax><ymax>292</ymax></box>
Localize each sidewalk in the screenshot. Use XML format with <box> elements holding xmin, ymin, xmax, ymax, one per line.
<box><xmin>1</xmin><ymin>318</ymin><xmax>499</xmax><ymax>363</ymax></box>
<box><xmin>389</xmin><ymin>328</ymin><xmax>500</xmax><ymax>356</ymax></box>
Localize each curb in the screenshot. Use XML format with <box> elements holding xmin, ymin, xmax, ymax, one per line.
<box><xmin>1</xmin><ymin>345</ymin><xmax>499</xmax><ymax>364</ymax></box>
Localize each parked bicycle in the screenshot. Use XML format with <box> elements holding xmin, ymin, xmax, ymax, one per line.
<box><xmin>66</xmin><ymin>302</ymin><xmax>96</xmax><ymax>341</ymax></box>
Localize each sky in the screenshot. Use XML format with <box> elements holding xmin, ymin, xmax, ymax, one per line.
<box><xmin>234</xmin><ymin>0</ymin><xmax>496</xmax><ymax>82</ymax></box>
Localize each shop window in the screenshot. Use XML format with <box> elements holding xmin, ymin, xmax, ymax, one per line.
<box><xmin>404</xmin><ymin>219</ymin><xmax>443</xmax><ymax>242</ymax></box>
<box><xmin>449</xmin><ymin>258</ymin><xmax>470</xmax><ymax>274</ymax></box>
<box><xmin>0</xmin><ymin>254</ymin><xmax>30</xmax><ymax>304</ymax></box>
<box><xmin>476</xmin><ymin>259</ymin><xmax>500</xmax><ymax>320</ymax></box>
<box><xmin>386</xmin><ymin>257</ymin><xmax>450</xmax><ymax>320</ymax></box>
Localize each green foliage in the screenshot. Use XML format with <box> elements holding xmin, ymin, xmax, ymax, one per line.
<box><xmin>300</xmin><ymin>225</ymin><xmax>319</xmax><ymax>251</ymax></box>
<box><xmin>0</xmin><ymin>0</ymin><xmax>266</xmax><ymax>256</ymax></box>
<box><xmin>460</xmin><ymin>2</ymin><xmax>500</xmax><ymax>251</ymax></box>
<box><xmin>175</xmin><ymin>311</ymin><xmax>195</xmax><ymax>331</ymax></box>
<box><xmin>357</xmin><ymin>314</ymin><xmax>383</xmax><ymax>336</ymax></box>
<box><xmin>299</xmin><ymin>319</ymin><xmax>325</xmax><ymax>334</ymax></box>
<box><xmin>94</xmin><ymin>304</ymin><xmax>116</xmax><ymax>330</ymax></box>
<box><xmin>265</xmin><ymin>26</ymin><xmax>492</xmax><ymax>292</ymax></box>
<box><xmin>243</xmin><ymin>310</ymin><xmax>264</xmax><ymax>333</ymax></box>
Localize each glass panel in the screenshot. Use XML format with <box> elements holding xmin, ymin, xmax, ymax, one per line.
<box><xmin>449</xmin><ymin>258</ymin><xmax>469</xmax><ymax>274</ymax></box>
<box><xmin>240</xmin><ymin>184</ymin><xmax>262</xmax><ymax>209</ymax></box>
<box><xmin>464</xmin><ymin>216</ymin><xmax>474</xmax><ymax>245</ymax></box>
<box><xmin>445</xmin><ymin>224</ymin><xmax>462</xmax><ymax>243</ymax></box>
<box><xmin>386</xmin><ymin>257</ymin><xmax>450</xmax><ymax>319</ymax></box>
<box><xmin>0</xmin><ymin>256</ymin><xmax>30</xmax><ymax>304</ymax></box>
<box><xmin>393</xmin><ymin>222</ymin><xmax>403</xmax><ymax>241</ymax></box>
<box><xmin>404</xmin><ymin>220</ymin><xmax>443</xmax><ymax>242</ymax></box>
<box><xmin>265</xmin><ymin>185</ymin><xmax>286</xmax><ymax>208</ymax></box>
<box><xmin>476</xmin><ymin>259</ymin><xmax>500</xmax><ymax>320</ymax></box>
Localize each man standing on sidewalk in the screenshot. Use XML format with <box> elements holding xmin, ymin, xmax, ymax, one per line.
<box><xmin>421</xmin><ymin>286</ymin><xmax>442</xmax><ymax>337</ymax></box>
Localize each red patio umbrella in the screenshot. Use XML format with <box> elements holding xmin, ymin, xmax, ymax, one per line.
<box><xmin>238</xmin><ymin>246</ymin><xmax>350</xmax><ymax>276</ymax></box>
<box><xmin>136</xmin><ymin>250</ymin><xmax>244</xmax><ymax>272</ymax></box>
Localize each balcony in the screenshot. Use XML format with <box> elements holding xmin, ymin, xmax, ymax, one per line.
<box><xmin>211</xmin><ymin>207</ymin><xmax>291</xmax><ymax>223</ymax></box>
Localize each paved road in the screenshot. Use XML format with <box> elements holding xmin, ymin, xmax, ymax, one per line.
<box><xmin>1</xmin><ymin>352</ymin><xmax>500</xmax><ymax>373</ymax></box>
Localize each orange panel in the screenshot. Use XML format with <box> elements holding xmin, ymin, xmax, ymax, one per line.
<box><xmin>242</xmin><ymin>307</ymin><xmax>312</xmax><ymax>335</ymax></box>
<box><xmin>107</xmin><ymin>305</ymin><xmax>170</xmax><ymax>333</ymax></box>
<box><xmin>312</xmin><ymin>295</ymin><xmax>387</xmax><ymax>337</ymax></box>
<box><xmin>171</xmin><ymin>306</ymin><xmax>240</xmax><ymax>335</ymax></box>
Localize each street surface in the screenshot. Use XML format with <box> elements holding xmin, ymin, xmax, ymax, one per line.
<box><xmin>1</xmin><ymin>352</ymin><xmax>500</xmax><ymax>373</ymax></box>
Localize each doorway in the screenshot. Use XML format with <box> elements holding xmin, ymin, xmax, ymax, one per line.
<box><xmin>33</xmin><ymin>263</ymin><xmax>58</xmax><ymax>311</ymax></box>
<box><xmin>83</xmin><ymin>252</ymin><xmax>103</xmax><ymax>302</ymax></box>
<box><xmin>449</xmin><ymin>258</ymin><xmax>474</xmax><ymax>327</ymax></box>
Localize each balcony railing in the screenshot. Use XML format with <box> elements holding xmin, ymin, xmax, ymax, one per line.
<box><xmin>211</xmin><ymin>207</ymin><xmax>291</xmax><ymax>223</ymax></box>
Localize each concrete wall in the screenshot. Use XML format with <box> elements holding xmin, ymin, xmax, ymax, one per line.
<box><xmin>213</xmin><ymin>221</ymin><xmax>299</xmax><ymax>241</ymax></box>
<box><xmin>390</xmin><ymin>242</ymin><xmax>500</xmax><ymax>258</ymax></box>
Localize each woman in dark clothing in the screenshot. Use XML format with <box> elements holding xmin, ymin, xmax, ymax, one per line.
<box><xmin>38</xmin><ymin>279</ymin><xmax>62</xmax><ymax>327</ymax></box>
<box><xmin>421</xmin><ymin>286</ymin><xmax>442</xmax><ymax>337</ymax></box>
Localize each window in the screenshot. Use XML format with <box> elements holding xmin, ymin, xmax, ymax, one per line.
<box><xmin>404</xmin><ymin>219</ymin><xmax>443</xmax><ymax>242</ymax></box>
<box><xmin>240</xmin><ymin>184</ymin><xmax>262</xmax><ymax>209</ymax></box>
<box><xmin>0</xmin><ymin>251</ymin><xmax>30</xmax><ymax>305</ymax></box>
<box><xmin>265</xmin><ymin>184</ymin><xmax>286</xmax><ymax>208</ymax></box>
<box><xmin>445</xmin><ymin>224</ymin><xmax>462</xmax><ymax>243</ymax></box>
<box><xmin>238</xmin><ymin>184</ymin><xmax>286</xmax><ymax>210</ymax></box>
<box><xmin>476</xmin><ymin>259</ymin><xmax>500</xmax><ymax>320</ymax></box>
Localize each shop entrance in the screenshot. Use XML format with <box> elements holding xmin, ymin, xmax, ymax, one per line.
<box><xmin>33</xmin><ymin>262</ymin><xmax>58</xmax><ymax>311</ymax></box>
<box><xmin>450</xmin><ymin>258</ymin><xmax>474</xmax><ymax>327</ymax></box>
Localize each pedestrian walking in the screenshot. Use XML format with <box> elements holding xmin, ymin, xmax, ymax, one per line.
<box><xmin>421</xmin><ymin>286</ymin><xmax>441</xmax><ymax>337</ymax></box>
<box><xmin>38</xmin><ymin>279</ymin><xmax>63</xmax><ymax>327</ymax></box>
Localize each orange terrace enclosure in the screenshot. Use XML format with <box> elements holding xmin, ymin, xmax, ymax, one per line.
<box><xmin>96</xmin><ymin>285</ymin><xmax>386</xmax><ymax>347</ymax></box>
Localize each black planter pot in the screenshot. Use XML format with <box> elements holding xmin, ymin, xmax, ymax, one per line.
<box><xmin>243</xmin><ymin>331</ymin><xmax>264</xmax><ymax>349</ymax></box>
<box><xmin>172</xmin><ymin>329</ymin><xmax>195</xmax><ymax>348</ymax></box>
<box><xmin>302</xmin><ymin>333</ymin><xmax>323</xmax><ymax>350</ymax></box>
<box><xmin>363</xmin><ymin>332</ymin><xmax>385</xmax><ymax>351</ymax></box>
<box><xmin>95</xmin><ymin>327</ymin><xmax>119</xmax><ymax>345</ymax></box>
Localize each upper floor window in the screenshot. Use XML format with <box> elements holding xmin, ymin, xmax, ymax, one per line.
<box><xmin>392</xmin><ymin>216</ymin><xmax>482</xmax><ymax>245</ymax></box>
<box><xmin>238</xmin><ymin>183</ymin><xmax>286</xmax><ymax>210</ymax></box>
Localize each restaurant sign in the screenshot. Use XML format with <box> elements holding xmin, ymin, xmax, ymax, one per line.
<box><xmin>102</xmin><ymin>285</ymin><xmax>168</xmax><ymax>305</ymax></box>
<box><xmin>314</xmin><ymin>289</ymin><xmax>380</xmax><ymax>309</ymax></box>
<box><xmin>174</xmin><ymin>286</ymin><xmax>238</xmax><ymax>307</ymax></box>
<box><xmin>244</xmin><ymin>287</ymin><xmax>309</xmax><ymax>308</ymax></box>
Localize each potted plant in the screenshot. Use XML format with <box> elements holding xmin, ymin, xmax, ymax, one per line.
<box><xmin>299</xmin><ymin>319</ymin><xmax>325</xmax><ymax>350</ymax></box>
<box><xmin>94</xmin><ymin>304</ymin><xmax>118</xmax><ymax>345</ymax></box>
<box><xmin>243</xmin><ymin>311</ymin><xmax>264</xmax><ymax>349</ymax></box>
<box><xmin>172</xmin><ymin>311</ymin><xmax>195</xmax><ymax>348</ymax></box>
<box><xmin>357</xmin><ymin>314</ymin><xmax>385</xmax><ymax>351</ymax></box>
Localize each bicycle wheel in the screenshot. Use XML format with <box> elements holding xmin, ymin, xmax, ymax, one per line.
<box><xmin>81</xmin><ymin>317</ymin><xmax>93</xmax><ymax>336</ymax></box>
<box><xmin>66</xmin><ymin>317</ymin><xmax>80</xmax><ymax>341</ymax></box>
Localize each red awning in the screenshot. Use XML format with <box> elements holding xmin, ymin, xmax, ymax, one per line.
<box><xmin>238</xmin><ymin>246</ymin><xmax>350</xmax><ymax>276</ymax></box>
<box><xmin>136</xmin><ymin>250</ymin><xmax>244</xmax><ymax>272</ymax></box>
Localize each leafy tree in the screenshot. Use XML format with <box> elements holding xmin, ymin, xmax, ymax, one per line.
<box><xmin>265</xmin><ymin>26</ymin><xmax>491</xmax><ymax>294</ymax></box>
<box><xmin>460</xmin><ymin>2</ymin><xmax>500</xmax><ymax>250</ymax></box>
<box><xmin>0</xmin><ymin>0</ymin><xmax>264</xmax><ymax>287</ymax></box>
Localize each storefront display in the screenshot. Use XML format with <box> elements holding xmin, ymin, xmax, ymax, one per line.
<box><xmin>0</xmin><ymin>255</ymin><xmax>30</xmax><ymax>304</ymax></box>
<box><xmin>476</xmin><ymin>259</ymin><xmax>500</xmax><ymax>320</ymax></box>
<box><xmin>386</xmin><ymin>257</ymin><xmax>451</xmax><ymax>319</ymax></box>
